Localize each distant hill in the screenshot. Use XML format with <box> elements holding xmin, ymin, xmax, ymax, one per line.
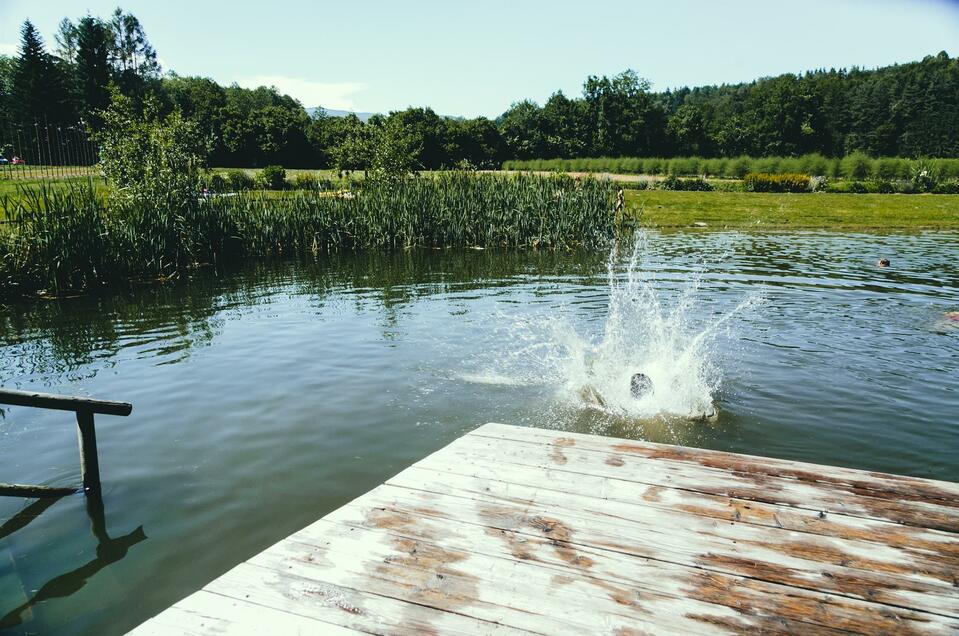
<box><xmin>307</xmin><ymin>107</ymin><xmax>377</xmax><ymax>122</ymax></box>
<box><xmin>306</xmin><ymin>107</ymin><xmax>463</xmax><ymax>122</ymax></box>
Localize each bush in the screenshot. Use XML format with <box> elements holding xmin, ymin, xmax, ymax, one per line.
<box><xmin>874</xmin><ymin>179</ymin><xmax>895</xmax><ymax>194</ymax></box>
<box><xmin>258</xmin><ymin>165</ymin><xmax>287</xmax><ymax>190</ymax></box>
<box><xmin>291</xmin><ymin>173</ymin><xmax>332</xmax><ymax>191</ymax></box>
<box><xmin>932</xmin><ymin>181</ymin><xmax>959</xmax><ymax>194</ymax></box>
<box><xmin>206</xmin><ymin>173</ymin><xmax>228</xmax><ymax>193</ymax></box>
<box><xmin>848</xmin><ymin>181</ymin><xmax>868</xmax><ymax>194</ymax></box>
<box><xmin>911</xmin><ymin>160</ymin><xmax>940</xmax><ymax>193</ymax></box>
<box><xmin>742</xmin><ymin>173</ymin><xmax>810</xmax><ymax>193</ymax></box>
<box><xmin>876</xmin><ymin>158</ymin><xmax>907</xmax><ymax>180</ymax></box>
<box><xmin>660</xmin><ymin>174</ymin><xmax>713</xmax><ymax>191</ymax></box>
<box><xmin>730</xmin><ymin>156</ymin><xmax>753</xmax><ymax>178</ymax></box>
<box><xmin>226</xmin><ymin>169</ymin><xmax>254</xmax><ymax>191</ymax></box>
<box><xmin>841</xmin><ymin>152</ymin><xmax>874</xmax><ymax>180</ymax></box>
<box><xmin>798</xmin><ymin>153</ymin><xmax>830</xmax><ymax>176</ymax></box>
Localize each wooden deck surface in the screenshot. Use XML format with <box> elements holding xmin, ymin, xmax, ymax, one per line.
<box><xmin>129</xmin><ymin>423</ymin><xmax>959</xmax><ymax>635</ymax></box>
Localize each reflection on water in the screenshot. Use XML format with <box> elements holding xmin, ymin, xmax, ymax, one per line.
<box><xmin>0</xmin><ymin>492</ymin><xmax>145</xmax><ymax>630</ymax></box>
<box><xmin>1</xmin><ymin>231</ymin><xmax>958</xmax><ymax>634</ymax></box>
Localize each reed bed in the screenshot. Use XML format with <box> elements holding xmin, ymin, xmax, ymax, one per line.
<box><xmin>504</xmin><ymin>155</ymin><xmax>959</xmax><ymax>180</ymax></box>
<box><xmin>0</xmin><ymin>173</ymin><xmax>615</xmax><ymax>296</ymax></box>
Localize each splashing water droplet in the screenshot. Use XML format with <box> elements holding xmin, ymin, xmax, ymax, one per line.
<box><xmin>463</xmin><ymin>233</ymin><xmax>762</xmax><ymax>426</ymax></box>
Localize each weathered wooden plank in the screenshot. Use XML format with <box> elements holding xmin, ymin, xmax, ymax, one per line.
<box><xmin>406</xmin><ymin>449</ymin><xmax>959</xmax><ymax>564</ymax></box>
<box><xmin>452</xmin><ymin>429</ymin><xmax>959</xmax><ymax>534</ymax></box>
<box><xmin>126</xmin><ymin>590</ymin><xmax>363</xmax><ymax>635</ymax></box>
<box><xmin>203</xmin><ymin>562</ymin><xmax>538</xmax><ymax>636</ymax></box>
<box><xmin>472</xmin><ymin>423</ymin><xmax>959</xmax><ymax>503</ymax></box>
<box><xmin>0</xmin><ymin>484</ymin><xmax>76</xmax><ymax>498</ymax></box>
<box><xmin>254</xmin><ymin>524</ymin><xmax>752</xmax><ymax>635</ymax></box>
<box><xmin>370</xmin><ymin>476</ymin><xmax>959</xmax><ymax>619</ymax></box>
<box><xmin>306</xmin><ymin>501</ymin><xmax>958</xmax><ymax>635</ymax></box>
<box><xmin>0</xmin><ymin>388</ymin><xmax>132</xmax><ymax>417</ymax></box>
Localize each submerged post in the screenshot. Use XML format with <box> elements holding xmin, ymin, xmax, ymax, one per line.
<box><xmin>0</xmin><ymin>388</ymin><xmax>131</xmax><ymax>498</ymax></box>
<box><xmin>76</xmin><ymin>410</ymin><xmax>102</xmax><ymax>496</ymax></box>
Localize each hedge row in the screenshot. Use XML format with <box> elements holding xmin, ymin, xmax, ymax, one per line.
<box><xmin>504</xmin><ymin>154</ymin><xmax>959</xmax><ymax>180</ymax></box>
<box><xmin>743</xmin><ymin>173</ymin><xmax>811</xmax><ymax>193</ymax></box>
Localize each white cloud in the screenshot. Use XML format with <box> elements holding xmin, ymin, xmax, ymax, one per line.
<box><xmin>0</xmin><ymin>43</ymin><xmax>18</xmax><ymax>56</ymax></box>
<box><xmin>236</xmin><ymin>75</ymin><xmax>367</xmax><ymax>110</ymax></box>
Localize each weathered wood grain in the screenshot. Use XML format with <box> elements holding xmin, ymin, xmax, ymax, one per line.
<box><xmin>472</xmin><ymin>423</ymin><xmax>959</xmax><ymax>503</ymax></box>
<box><xmin>455</xmin><ymin>428</ymin><xmax>959</xmax><ymax>533</ymax></box>
<box><xmin>366</xmin><ymin>478</ymin><xmax>959</xmax><ymax>619</ymax></box>
<box><xmin>126</xmin><ymin>590</ymin><xmax>363</xmax><ymax>635</ymax></box>
<box><xmin>128</xmin><ymin>423</ymin><xmax>959</xmax><ymax>635</ymax></box>
<box><xmin>402</xmin><ymin>452</ymin><xmax>959</xmax><ymax>563</ymax></box>
<box><xmin>0</xmin><ymin>388</ymin><xmax>132</xmax><ymax>417</ymax></box>
<box><xmin>311</xmin><ymin>500</ymin><xmax>957</xmax><ymax>635</ymax></box>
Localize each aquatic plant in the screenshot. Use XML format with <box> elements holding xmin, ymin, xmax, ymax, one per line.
<box><xmin>0</xmin><ymin>173</ymin><xmax>616</xmax><ymax>296</ymax></box>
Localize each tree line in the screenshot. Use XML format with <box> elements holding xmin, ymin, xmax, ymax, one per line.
<box><xmin>1</xmin><ymin>8</ymin><xmax>957</xmax><ymax>171</ymax></box>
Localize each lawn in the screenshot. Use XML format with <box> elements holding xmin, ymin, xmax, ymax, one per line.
<box><xmin>626</xmin><ymin>190</ymin><xmax>959</xmax><ymax>230</ymax></box>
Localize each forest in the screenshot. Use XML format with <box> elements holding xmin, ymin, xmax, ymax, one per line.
<box><xmin>1</xmin><ymin>9</ymin><xmax>958</xmax><ymax>170</ymax></box>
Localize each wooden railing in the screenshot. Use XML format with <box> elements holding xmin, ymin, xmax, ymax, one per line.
<box><xmin>0</xmin><ymin>388</ymin><xmax>132</xmax><ymax>498</ymax></box>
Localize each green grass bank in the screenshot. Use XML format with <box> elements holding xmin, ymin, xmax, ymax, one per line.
<box><xmin>626</xmin><ymin>190</ymin><xmax>959</xmax><ymax>229</ymax></box>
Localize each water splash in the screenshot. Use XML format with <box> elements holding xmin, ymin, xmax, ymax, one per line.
<box><xmin>463</xmin><ymin>234</ymin><xmax>762</xmax><ymax>424</ymax></box>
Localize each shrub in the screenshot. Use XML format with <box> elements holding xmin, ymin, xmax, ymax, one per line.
<box><xmin>799</xmin><ymin>153</ymin><xmax>830</xmax><ymax>176</ymax></box>
<box><xmin>711</xmin><ymin>180</ymin><xmax>744</xmax><ymax>192</ymax></box>
<box><xmin>876</xmin><ymin>158</ymin><xmax>907</xmax><ymax>180</ymax></box>
<box><xmin>291</xmin><ymin>173</ymin><xmax>332</xmax><ymax>190</ymax></box>
<box><xmin>730</xmin><ymin>156</ymin><xmax>753</xmax><ymax>178</ymax></box>
<box><xmin>226</xmin><ymin>169</ymin><xmax>254</xmax><ymax>191</ymax></box>
<box><xmin>848</xmin><ymin>181</ymin><xmax>868</xmax><ymax>194</ymax></box>
<box><xmin>911</xmin><ymin>160</ymin><xmax>940</xmax><ymax>193</ymax></box>
<box><xmin>258</xmin><ymin>165</ymin><xmax>287</xmax><ymax>190</ymax></box>
<box><xmin>841</xmin><ymin>152</ymin><xmax>874</xmax><ymax>180</ymax></box>
<box><xmin>932</xmin><ymin>181</ymin><xmax>959</xmax><ymax>194</ymax></box>
<box><xmin>742</xmin><ymin>173</ymin><xmax>810</xmax><ymax>193</ymax></box>
<box><xmin>810</xmin><ymin>176</ymin><xmax>829</xmax><ymax>192</ymax></box>
<box><xmin>660</xmin><ymin>174</ymin><xmax>713</xmax><ymax>191</ymax></box>
<box><xmin>206</xmin><ymin>173</ymin><xmax>228</xmax><ymax>193</ymax></box>
<box><xmin>874</xmin><ymin>179</ymin><xmax>895</xmax><ymax>194</ymax></box>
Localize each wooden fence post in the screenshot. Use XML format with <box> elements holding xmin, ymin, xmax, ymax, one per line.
<box><xmin>76</xmin><ymin>409</ymin><xmax>101</xmax><ymax>496</ymax></box>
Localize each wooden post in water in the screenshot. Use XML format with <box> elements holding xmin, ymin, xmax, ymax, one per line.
<box><xmin>76</xmin><ymin>409</ymin><xmax>101</xmax><ymax>496</ymax></box>
<box><xmin>0</xmin><ymin>388</ymin><xmax>130</xmax><ymax>498</ymax></box>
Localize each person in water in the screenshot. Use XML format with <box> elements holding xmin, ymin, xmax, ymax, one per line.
<box><xmin>877</xmin><ymin>258</ymin><xmax>890</xmax><ymax>267</ymax></box>
<box><xmin>630</xmin><ymin>373</ymin><xmax>653</xmax><ymax>399</ymax></box>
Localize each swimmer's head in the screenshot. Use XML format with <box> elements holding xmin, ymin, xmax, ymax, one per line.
<box><xmin>877</xmin><ymin>258</ymin><xmax>890</xmax><ymax>267</ymax></box>
<box><xmin>630</xmin><ymin>373</ymin><xmax>653</xmax><ymax>399</ymax></box>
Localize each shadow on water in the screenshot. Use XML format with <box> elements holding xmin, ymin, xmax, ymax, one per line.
<box><xmin>0</xmin><ymin>492</ymin><xmax>146</xmax><ymax>630</ymax></box>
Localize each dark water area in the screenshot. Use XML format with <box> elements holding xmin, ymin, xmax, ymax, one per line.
<box><xmin>1</xmin><ymin>231</ymin><xmax>958</xmax><ymax>634</ymax></box>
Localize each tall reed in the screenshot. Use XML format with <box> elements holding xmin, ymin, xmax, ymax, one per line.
<box><xmin>0</xmin><ymin>173</ymin><xmax>616</xmax><ymax>295</ymax></box>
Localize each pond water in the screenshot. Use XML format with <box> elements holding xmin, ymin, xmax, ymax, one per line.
<box><xmin>1</xmin><ymin>231</ymin><xmax>958</xmax><ymax>634</ymax></box>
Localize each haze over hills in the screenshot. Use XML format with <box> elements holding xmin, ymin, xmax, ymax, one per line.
<box><xmin>307</xmin><ymin>107</ymin><xmax>377</xmax><ymax>121</ymax></box>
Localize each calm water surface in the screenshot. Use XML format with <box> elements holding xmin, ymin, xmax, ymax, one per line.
<box><xmin>1</xmin><ymin>231</ymin><xmax>958</xmax><ymax>634</ymax></box>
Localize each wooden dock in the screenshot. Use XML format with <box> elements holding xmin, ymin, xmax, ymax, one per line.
<box><xmin>130</xmin><ymin>423</ymin><xmax>959</xmax><ymax>635</ymax></box>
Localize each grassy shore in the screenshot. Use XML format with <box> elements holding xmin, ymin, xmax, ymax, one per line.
<box><xmin>626</xmin><ymin>190</ymin><xmax>959</xmax><ymax>230</ymax></box>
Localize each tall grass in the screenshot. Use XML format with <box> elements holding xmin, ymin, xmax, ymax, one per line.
<box><xmin>0</xmin><ymin>173</ymin><xmax>616</xmax><ymax>295</ymax></box>
<box><xmin>503</xmin><ymin>155</ymin><xmax>959</xmax><ymax>179</ymax></box>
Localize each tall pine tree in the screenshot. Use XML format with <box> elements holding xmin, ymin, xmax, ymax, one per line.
<box><xmin>76</xmin><ymin>16</ymin><xmax>112</xmax><ymax>130</ymax></box>
<box><xmin>12</xmin><ymin>20</ymin><xmax>73</xmax><ymax>126</ymax></box>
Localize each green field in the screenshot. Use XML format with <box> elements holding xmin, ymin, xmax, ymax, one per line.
<box><xmin>626</xmin><ymin>190</ymin><xmax>959</xmax><ymax>229</ymax></box>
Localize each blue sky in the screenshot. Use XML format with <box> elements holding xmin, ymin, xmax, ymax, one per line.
<box><xmin>1</xmin><ymin>0</ymin><xmax>957</xmax><ymax>117</ymax></box>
